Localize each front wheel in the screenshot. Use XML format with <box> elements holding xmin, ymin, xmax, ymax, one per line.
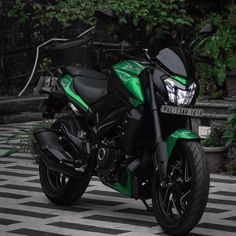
<box><xmin>152</xmin><ymin>141</ymin><xmax>209</xmax><ymax>235</ymax></box>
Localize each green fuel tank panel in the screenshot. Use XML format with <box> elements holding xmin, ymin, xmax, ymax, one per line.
<box><xmin>113</xmin><ymin>60</ymin><xmax>145</xmax><ymax>107</ymax></box>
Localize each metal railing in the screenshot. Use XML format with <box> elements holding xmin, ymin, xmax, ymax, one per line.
<box><xmin>0</xmin><ymin>46</ymin><xmax>37</xmax><ymax>95</ymax></box>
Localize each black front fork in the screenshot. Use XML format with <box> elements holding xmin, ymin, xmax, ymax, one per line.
<box><xmin>148</xmin><ymin>71</ymin><xmax>168</xmax><ymax>179</ymax></box>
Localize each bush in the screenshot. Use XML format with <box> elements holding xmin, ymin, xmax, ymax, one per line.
<box><xmin>224</xmin><ymin>105</ymin><xmax>236</xmax><ymax>174</ymax></box>
<box><xmin>196</xmin><ymin>5</ymin><xmax>236</xmax><ymax>97</ymax></box>
<box><xmin>224</xmin><ymin>105</ymin><xmax>236</xmax><ymax>145</ymax></box>
<box><xmin>3</xmin><ymin>1</ymin><xmax>232</xmax><ymax>52</ymax></box>
<box><xmin>6</xmin><ymin>0</ymin><xmax>193</xmax><ymax>44</ymax></box>
<box><xmin>202</xmin><ymin>127</ymin><xmax>226</xmax><ymax>147</ymax></box>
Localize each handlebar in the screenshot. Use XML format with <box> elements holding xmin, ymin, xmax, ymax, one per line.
<box><xmin>45</xmin><ymin>38</ymin><xmax>88</xmax><ymax>51</ymax></box>
<box><xmin>92</xmin><ymin>41</ymin><xmax>133</xmax><ymax>50</ymax></box>
<box><xmin>47</xmin><ymin>39</ymin><xmax>135</xmax><ymax>53</ymax></box>
<box><xmin>92</xmin><ymin>41</ymin><xmax>121</xmax><ymax>49</ymax></box>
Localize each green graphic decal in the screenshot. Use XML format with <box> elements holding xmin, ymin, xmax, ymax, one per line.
<box><xmin>60</xmin><ymin>74</ymin><xmax>89</xmax><ymax>110</ymax></box>
<box><xmin>174</xmin><ymin>75</ymin><xmax>189</xmax><ymax>85</ymax></box>
<box><xmin>167</xmin><ymin>129</ymin><xmax>200</xmax><ymax>156</ymax></box>
<box><xmin>112</xmin><ymin>169</ymin><xmax>132</xmax><ymax>196</ymax></box>
<box><xmin>114</xmin><ymin>60</ymin><xmax>145</xmax><ymax>75</ymax></box>
<box><xmin>113</xmin><ymin>60</ymin><xmax>145</xmax><ymax>107</ymax></box>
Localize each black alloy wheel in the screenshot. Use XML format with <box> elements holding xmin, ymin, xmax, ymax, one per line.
<box><xmin>39</xmin><ymin>117</ymin><xmax>90</xmax><ymax>205</ymax></box>
<box><xmin>152</xmin><ymin>141</ymin><xmax>209</xmax><ymax>235</ymax></box>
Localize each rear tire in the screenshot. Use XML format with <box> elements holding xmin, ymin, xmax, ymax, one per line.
<box><xmin>152</xmin><ymin>141</ymin><xmax>209</xmax><ymax>235</ymax></box>
<box><xmin>39</xmin><ymin>158</ymin><xmax>90</xmax><ymax>205</ymax></box>
<box><xmin>39</xmin><ymin>117</ymin><xmax>91</xmax><ymax>205</ymax></box>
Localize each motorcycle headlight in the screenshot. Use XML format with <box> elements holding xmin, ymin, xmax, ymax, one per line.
<box><xmin>164</xmin><ymin>77</ymin><xmax>196</xmax><ymax>106</ymax></box>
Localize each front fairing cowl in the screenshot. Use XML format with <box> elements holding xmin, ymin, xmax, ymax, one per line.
<box><xmin>156</xmin><ymin>47</ymin><xmax>195</xmax><ymax>79</ymax></box>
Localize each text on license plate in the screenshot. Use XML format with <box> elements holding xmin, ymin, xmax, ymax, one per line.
<box><xmin>160</xmin><ymin>105</ymin><xmax>204</xmax><ymax>117</ymax></box>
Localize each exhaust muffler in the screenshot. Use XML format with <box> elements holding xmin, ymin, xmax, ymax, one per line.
<box><xmin>33</xmin><ymin>128</ymin><xmax>87</xmax><ymax>177</ymax></box>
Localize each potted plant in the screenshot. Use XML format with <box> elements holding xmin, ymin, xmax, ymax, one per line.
<box><xmin>197</xmin><ymin>5</ymin><xmax>236</xmax><ymax>99</ymax></box>
<box><xmin>224</xmin><ymin>105</ymin><xmax>236</xmax><ymax>174</ymax></box>
<box><xmin>202</xmin><ymin>127</ymin><xmax>227</xmax><ymax>173</ymax></box>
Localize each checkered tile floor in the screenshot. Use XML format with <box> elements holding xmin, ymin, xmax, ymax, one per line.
<box><xmin>0</xmin><ymin>122</ymin><xmax>235</xmax><ymax>236</ymax></box>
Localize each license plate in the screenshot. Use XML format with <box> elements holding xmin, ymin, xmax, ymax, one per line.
<box><xmin>160</xmin><ymin>105</ymin><xmax>204</xmax><ymax>117</ymax></box>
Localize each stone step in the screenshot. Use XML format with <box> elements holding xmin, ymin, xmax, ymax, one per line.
<box><xmin>0</xmin><ymin>95</ymin><xmax>48</xmax><ymax>114</ymax></box>
<box><xmin>195</xmin><ymin>99</ymin><xmax>235</xmax><ymax>120</ymax></box>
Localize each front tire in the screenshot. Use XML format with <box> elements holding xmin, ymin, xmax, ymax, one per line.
<box><xmin>152</xmin><ymin>141</ymin><xmax>209</xmax><ymax>235</ymax></box>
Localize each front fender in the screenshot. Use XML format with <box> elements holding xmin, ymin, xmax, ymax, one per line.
<box><xmin>167</xmin><ymin>129</ymin><xmax>200</xmax><ymax>156</ymax></box>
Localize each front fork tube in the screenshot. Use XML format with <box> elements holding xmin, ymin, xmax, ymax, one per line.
<box><xmin>149</xmin><ymin>72</ymin><xmax>168</xmax><ymax>179</ymax></box>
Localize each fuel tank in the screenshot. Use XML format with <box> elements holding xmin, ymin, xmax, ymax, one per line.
<box><xmin>89</xmin><ymin>60</ymin><xmax>146</xmax><ymax>123</ymax></box>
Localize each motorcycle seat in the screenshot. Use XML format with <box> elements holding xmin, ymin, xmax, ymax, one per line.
<box><xmin>66</xmin><ymin>66</ymin><xmax>107</xmax><ymax>105</ymax></box>
<box><xmin>66</xmin><ymin>66</ymin><xmax>107</xmax><ymax>80</ymax></box>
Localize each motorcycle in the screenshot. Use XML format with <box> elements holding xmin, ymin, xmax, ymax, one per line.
<box><xmin>33</xmin><ymin>9</ymin><xmax>216</xmax><ymax>235</ymax></box>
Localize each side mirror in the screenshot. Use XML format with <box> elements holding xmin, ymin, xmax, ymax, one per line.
<box><xmin>189</xmin><ymin>23</ymin><xmax>217</xmax><ymax>50</ymax></box>
<box><xmin>199</xmin><ymin>23</ymin><xmax>218</xmax><ymax>37</ymax></box>
<box><xmin>94</xmin><ymin>9</ymin><xmax>118</xmax><ymax>23</ymax></box>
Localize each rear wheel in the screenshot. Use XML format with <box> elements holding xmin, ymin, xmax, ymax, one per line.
<box><xmin>39</xmin><ymin>159</ymin><xmax>90</xmax><ymax>205</ymax></box>
<box><xmin>152</xmin><ymin>141</ymin><xmax>209</xmax><ymax>235</ymax></box>
<box><xmin>39</xmin><ymin>117</ymin><xmax>90</xmax><ymax>205</ymax></box>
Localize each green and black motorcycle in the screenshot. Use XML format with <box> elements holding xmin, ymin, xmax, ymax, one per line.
<box><xmin>34</xmin><ymin>9</ymin><xmax>216</xmax><ymax>235</ymax></box>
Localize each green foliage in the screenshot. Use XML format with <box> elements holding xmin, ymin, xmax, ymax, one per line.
<box><xmin>39</xmin><ymin>58</ymin><xmax>53</xmax><ymax>76</ymax></box>
<box><xmin>196</xmin><ymin>5</ymin><xmax>236</xmax><ymax>95</ymax></box>
<box><xmin>7</xmin><ymin>0</ymin><xmax>96</xmax><ymax>41</ymax></box>
<box><xmin>224</xmin><ymin>105</ymin><xmax>236</xmax><ymax>174</ymax></box>
<box><xmin>7</xmin><ymin>0</ymin><xmax>193</xmax><ymax>42</ymax></box>
<box><xmin>102</xmin><ymin>0</ymin><xmax>193</xmax><ymax>32</ymax></box>
<box><xmin>202</xmin><ymin>127</ymin><xmax>226</xmax><ymax>147</ymax></box>
<box><xmin>224</xmin><ymin>105</ymin><xmax>236</xmax><ymax>145</ymax></box>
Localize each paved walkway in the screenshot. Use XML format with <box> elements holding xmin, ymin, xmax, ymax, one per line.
<box><xmin>0</xmin><ymin>122</ymin><xmax>235</xmax><ymax>236</ymax></box>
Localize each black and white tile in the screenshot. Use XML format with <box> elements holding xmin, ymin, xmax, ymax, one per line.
<box><xmin>0</xmin><ymin>122</ymin><xmax>235</xmax><ymax>236</ymax></box>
